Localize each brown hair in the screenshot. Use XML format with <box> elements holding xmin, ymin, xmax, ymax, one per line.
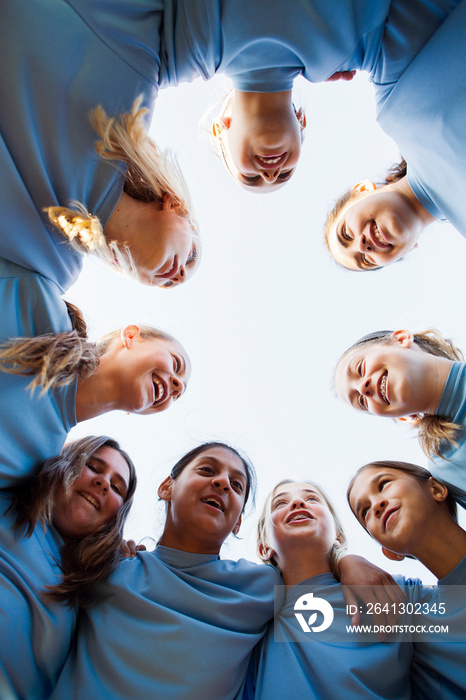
<box><xmin>338</xmin><ymin>328</ymin><xmax>463</xmax><ymax>458</ymax></box>
<box><xmin>10</xmin><ymin>435</ymin><xmax>137</xmax><ymax>607</ymax></box>
<box><xmin>347</xmin><ymin>460</ymin><xmax>459</xmax><ymax>526</ymax></box>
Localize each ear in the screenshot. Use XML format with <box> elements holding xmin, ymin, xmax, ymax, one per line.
<box><xmin>258</xmin><ymin>541</ymin><xmax>274</xmax><ymax>562</ymax></box>
<box><xmin>212</xmin><ymin>116</ymin><xmax>231</xmax><ymax>138</ymax></box>
<box><xmin>382</xmin><ymin>546</ymin><xmax>405</xmax><ymax>562</ymax></box>
<box><xmin>391</xmin><ymin>329</ymin><xmax>414</xmax><ymax>348</ymax></box>
<box><xmin>352</xmin><ymin>180</ymin><xmax>376</xmax><ymax>194</ymax></box>
<box><xmin>396</xmin><ymin>414</ymin><xmax>421</xmax><ymax>426</ymax></box>
<box><xmin>121</xmin><ymin>324</ymin><xmax>141</xmax><ymax>348</ymax></box>
<box><xmin>232</xmin><ymin>514</ymin><xmax>242</xmax><ymax>536</ymax></box>
<box><xmin>428</xmin><ymin>477</ymin><xmax>449</xmax><ymax>503</ymax></box>
<box><xmin>295</xmin><ymin>108</ymin><xmax>307</xmax><ymax>130</ymax></box>
<box><xmin>157</xmin><ymin>476</ymin><xmax>173</xmax><ymax>502</ymax></box>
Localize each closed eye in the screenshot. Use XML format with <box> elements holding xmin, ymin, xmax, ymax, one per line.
<box><xmin>241</xmin><ymin>174</ymin><xmax>261</xmax><ymax>184</ymax></box>
<box><xmin>360</xmin><ymin>506</ymin><xmax>369</xmax><ymax>522</ymax></box>
<box><xmin>361</xmin><ymin>254</ymin><xmax>379</xmax><ymax>269</ymax></box>
<box><xmin>172</xmin><ymin>355</ymin><xmax>181</xmax><ymax>373</ymax></box>
<box><xmin>341</xmin><ymin>223</ymin><xmax>352</xmax><ymax>241</ymax></box>
<box><xmin>277</xmin><ymin>169</ymin><xmax>293</xmax><ymax>182</ymax></box>
<box><xmin>111</xmin><ymin>482</ymin><xmax>122</xmax><ymax>496</ymax></box>
<box><xmin>357</xmin><ymin>394</ymin><xmax>368</xmax><ymax>411</ymax></box>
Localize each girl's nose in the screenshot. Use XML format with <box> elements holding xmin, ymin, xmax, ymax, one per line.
<box><xmin>374</xmin><ymin>499</ymin><xmax>387</xmax><ymax>517</ymax></box>
<box><xmin>359</xmin><ymin>376</ymin><xmax>372</xmax><ymax>396</ymax></box>
<box><xmin>213</xmin><ymin>475</ymin><xmax>230</xmax><ymax>491</ymax></box>
<box><xmin>260</xmin><ymin>168</ymin><xmax>280</xmax><ymax>183</ymax></box>
<box><xmin>357</xmin><ymin>233</ymin><xmax>373</xmax><ymax>253</ymax></box>
<box><xmin>170</xmin><ymin>376</ymin><xmax>184</xmax><ymax>399</ymax></box>
<box><xmin>172</xmin><ymin>264</ymin><xmax>185</xmax><ymax>284</ymax></box>
<box><xmin>93</xmin><ymin>475</ymin><xmax>109</xmax><ymax>494</ymax></box>
<box><xmin>290</xmin><ymin>498</ymin><xmax>306</xmax><ymax>509</ymax></box>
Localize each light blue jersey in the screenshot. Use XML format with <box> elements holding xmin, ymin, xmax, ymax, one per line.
<box><xmin>377</xmin><ymin>0</ymin><xmax>466</xmax><ymax>236</ymax></box>
<box><xmin>254</xmin><ymin>572</ymin><xmax>419</xmax><ymax>700</ymax></box>
<box><xmin>0</xmin><ymin>257</ymin><xmax>76</xmax><ymax>487</ymax></box>
<box><xmin>0</xmin><ymin>0</ymin><xmax>162</xmax><ymax>291</ymax></box>
<box><xmin>52</xmin><ymin>546</ymin><xmax>280</xmax><ymax>700</ymax></box>
<box><xmin>0</xmin><ymin>1</ymin><xmax>457</xmax><ymax>290</ymax></box>
<box><xmin>0</xmin><ymin>493</ymin><xmax>76</xmax><ymax>700</ymax></box>
<box><xmin>412</xmin><ymin>555</ymin><xmax>466</xmax><ymax>699</ymax></box>
<box><xmin>428</xmin><ymin>363</ymin><xmax>466</xmax><ymax>508</ymax></box>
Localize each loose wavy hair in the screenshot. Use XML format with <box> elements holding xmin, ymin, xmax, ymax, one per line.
<box><xmin>45</xmin><ymin>96</ymin><xmax>199</xmax><ymax>281</ymax></box>
<box><xmin>10</xmin><ymin>435</ymin><xmax>137</xmax><ymax>607</ymax></box>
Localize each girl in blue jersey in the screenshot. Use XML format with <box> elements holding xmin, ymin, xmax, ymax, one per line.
<box><xmin>334</xmin><ymin>328</ymin><xmax>466</xmax><ymax>497</ymax></box>
<box><xmin>51</xmin><ymin>441</ymin><xmax>281</xmax><ymax>700</ymax></box>
<box><xmin>324</xmin><ymin>159</ymin><xmax>437</xmax><ymax>271</ymax></box>
<box><xmin>0</xmin><ymin>302</ymin><xmax>190</xmax><ymax>489</ymax></box>
<box><xmin>0</xmin><ymin>434</ymin><xmax>137</xmax><ymax>700</ymax></box>
<box><xmin>52</xmin><ymin>444</ymin><xmax>403</xmax><ymax>699</ymax></box>
<box><xmin>253</xmin><ymin>479</ymin><xmax>416</xmax><ymax>700</ymax></box>
<box><xmin>348</xmin><ymin>460</ymin><xmax>466</xmax><ymax>698</ymax></box>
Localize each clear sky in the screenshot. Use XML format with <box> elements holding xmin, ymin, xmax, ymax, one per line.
<box><xmin>68</xmin><ymin>73</ymin><xmax>466</xmax><ymax>585</ymax></box>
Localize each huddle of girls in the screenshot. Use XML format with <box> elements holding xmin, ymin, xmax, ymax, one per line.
<box><xmin>1</xmin><ymin>0</ymin><xmax>466</xmax><ymax>698</ymax></box>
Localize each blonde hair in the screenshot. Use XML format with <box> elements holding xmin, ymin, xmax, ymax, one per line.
<box><xmin>257</xmin><ymin>479</ymin><xmax>348</xmax><ymax>580</ymax></box>
<box><xmin>339</xmin><ymin>328</ymin><xmax>464</xmax><ymax>458</ymax></box>
<box><xmin>45</xmin><ymin>96</ymin><xmax>199</xmax><ymax>280</ymax></box>
<box><xmin>10</xmin><ymin>435</ymin><xmax>137</xmax><ymax>607</ymax></box>
<box><xmin>0</xmin><ymin>301</ymin><xmax>177</xmax><ymax>395</ymax></box>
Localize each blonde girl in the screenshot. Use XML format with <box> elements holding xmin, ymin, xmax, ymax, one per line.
<box><xmin>335</xmin><ymin>328</ymin><xmax>466</xmax><ymax>492</ymax></box>
<box><xmin>348</xmin><ymin>460</ymin><xmax>466</xmax><ymax>698</ymax></box>
<box><xmin>0</xmin><ymin>299</ymin><xmax>190</xmax><ymax>490</ymax></box>
<box><xmin>253</xmin><ymin>479</ymin><xmax>420</xmax><ymax>700</ymax></box>
<box><xmin>0</xmin><ymin>435</ymin><xmax>137</xmax><ymax>699</ymax></box>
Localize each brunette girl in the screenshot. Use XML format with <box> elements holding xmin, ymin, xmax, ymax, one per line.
<box><xmin>0</xmin><ymin>435</ymin><xmax>137</xmax><ymax>699</ymax></box>
<box><xmin>348</xmin><ymin>460</ymin><xmax>466</xmax><ymax>698</ymax></box>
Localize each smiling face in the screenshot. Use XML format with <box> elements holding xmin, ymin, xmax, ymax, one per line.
<box><xmin>106</xmin><ymin>193</ymin><xmax>201</xmax><ymax>287</ymax></box>
<box><xmin>335</xmin><ymin>333</ymin><xmax>434</xmax><ymax>418</ymax></box>
<box><xmin>349</xmin><ymin>467</ymin><xmax>443</xmax><ymax>556</ymax></box>
<box><xmin>326</xmin><ymin>183</ymin><xmax>422</xmax><ymax>271</ymax></box>
<box><xmin>113</xmin><ymin>329</ymin><xmax>191</xmax><ymax>415</ymax></box>
<box><xmin>53</xmin><ymin>445</ymin><xmax>131</xmax><ymax>539</ymax></box>
<box><xmin>260</xmin><ymin>482</ymin><xmax>339</xmax><ymax>568</ymax></box>
<box><xmin>158</xmin><ymin>446</ymin><xmax>248</xmax><ymax>554</ymax></box>
<box><xmin>214</xmin><ymin>93</ymin><xmax>305</xmax><ymax>192</ymax></box>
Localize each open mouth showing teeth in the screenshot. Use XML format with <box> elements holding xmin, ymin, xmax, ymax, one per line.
<box><xmin>373</xmin><ymin>222</ymin><xmax>389</xmax><ymax>247</ymax></box>
<box><xmin>380</xmin><ymin>371</ymin><xmax>389</xmax><ymax>404</ymax></box>
<box><xmin>153</xmin><ymin>376</ymin><xmax>164</xmax><ymax>404</ymax></box>
<box><xmin>257</xmin><ymin>155</ymin><xmax>282</xmax><ymax>165</ymax></box>
<box><xmin>287</xmin><ymin>513</ymin><xmax>312</xmax><ymax>523</ymax></box>
<box><xmin>202</xmin><ymin>497</ymin><xmax>224</xmax><ymax>512</ymax></box>
<box><xmin>80</xmin><ymin>492</ymin><xmax>100</xmax><ymax>510</ymax></box>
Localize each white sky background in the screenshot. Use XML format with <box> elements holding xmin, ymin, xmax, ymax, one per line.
<box><xmin>67</xmin><ymin>73</ymin><xmax>466</xmax><ymax>586</ymax></box>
